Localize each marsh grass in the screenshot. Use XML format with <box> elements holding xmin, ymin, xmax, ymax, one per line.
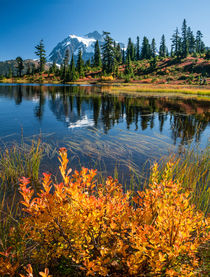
<box><xmin>0</xmin><ymin>139</ymin><xmax>44</xmax><ymax>253</ymax></box>
<box><xmin>152</xmin><ymin>147</ymin><xmax>210</xmax><ymax>214</ymax></box>
<box><xmin>0</xmin><ymin>139</ymin><xmax>43</xmax><ymax>189</ymax></box>
<box><xmin>111</xmin><ymin>85</ymin><xmax>210</xmax><ymax>96</ymax></box>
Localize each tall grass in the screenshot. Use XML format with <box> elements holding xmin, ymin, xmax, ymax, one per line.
<box><xmin>153</xmin><ymin>147</ymin><xmax>210</xmax><ymax>214</ymax></box>
<box><xmin>0</xmin><ymin>140</ymin><xmax>43</xmax><ymax>253</ymax></box>
<box><xmin>0</xmin><ymin>139</ymin><xmax>43</xmax><ymax>189</ymax></box>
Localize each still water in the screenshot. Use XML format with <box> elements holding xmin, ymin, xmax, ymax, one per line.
<box><xmin>0</xmin><ymin>84</ymin><xmax>209</xmax><ymax>182</ymax></box>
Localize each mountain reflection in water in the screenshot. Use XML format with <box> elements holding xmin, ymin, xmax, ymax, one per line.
<box><xmin>0</xmin><ymin>84</ymin><xmax>209</xmax><ymax>181</ymax></box>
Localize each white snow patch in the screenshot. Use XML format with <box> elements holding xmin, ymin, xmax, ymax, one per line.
<box><xmin>69</xmin><ymin>34</ymin><xmax>96</xmax><ymax>47</ymax></box>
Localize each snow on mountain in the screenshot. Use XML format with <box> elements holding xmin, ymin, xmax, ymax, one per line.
<box><xmin>48</xmin><ymin>31</ymin><xmax>124</xmax><ymax>65</ymax></box>
<box><xmin>48</xmin><ymin>31</ymin><xmax>103</xmax><ymax>64</ymax></box>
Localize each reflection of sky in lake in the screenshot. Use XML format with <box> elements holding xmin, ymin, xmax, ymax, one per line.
<box><xmin>0</xmin><ymin>84</ymin><xmax>209</xmax><ymax>181</ymax></box>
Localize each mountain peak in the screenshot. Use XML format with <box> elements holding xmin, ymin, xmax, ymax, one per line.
<box><xmin>48</xmin><ymin>31</ymin><xmax>124</xmax><ymax>64</ymax></box>
<box><xmin>85</xmin><ymin>31</ymin><xmax>103</xmax><ymax>41</ymax></box>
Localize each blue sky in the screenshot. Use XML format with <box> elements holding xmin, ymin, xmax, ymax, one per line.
<box><xmin>1</xmin><ymin>0</ymin><xmax>210</xmax><ymax>60</ymax></box>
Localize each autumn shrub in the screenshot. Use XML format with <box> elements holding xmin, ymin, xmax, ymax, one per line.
<box><xmin>1</xmin><ymin>148</ymin><xmax>205</xmax><ymax>276</ymax></box>
<box><xmin>100</xmin><ymin>75</ymin><xmax>114</xmax><ymax>81</ymax></box>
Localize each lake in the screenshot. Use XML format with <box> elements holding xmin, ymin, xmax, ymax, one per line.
<box><xmin>0</xmin><ymin>84</ymin><xmax>209</xmax><ymax>184</ymax></box>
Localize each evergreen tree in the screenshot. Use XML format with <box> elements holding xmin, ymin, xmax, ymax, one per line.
<box><xmin>181</xmin><ymin>19</ymin><xmax>189</xmax><ymax>57</ymax></box>
<box><xmin>196</xmin><ymin>30</ymin><xmax>205</xmax><ymax>54</ymax></box>
<box><xmin>64</xmin><ymin>49</ymin><xmax>70</xmax><ymax>68</ymax></box>
<box><xmin>76</xmin><ymin>49</ymin><xmax>84</xmax><ymax>77</ymax></box>
<box><xmin>141</xmin><ymin>36</ymin><xmax>151</xmax><ymax>59</ymax></box>
<box><xmin>171</xmin><ymin>28</ymin><xmax>181</xmax><ymax>57</ymax></box>
<box><xmin>124</xmin><ymin>54</ymin><xmax>133</xmax><ymax>76</ymax></box>
<box><xmin>90</xmin><ymin>56</ymin><xmax>94</xmax><ymax>67</ymax></box>
<box><xmin>51</xmin><ymin>61</ymin><xmax>57</xmax><ymax>74</ymax></box>
<box><xmin>15</xmin><ymin>56</ymin><xmax>24</xmax><ymax>77</ymax></box>
<box><xmin>187</xmin><ymin>27</ymin><xmax>195</xmax><ymax>54</ymax></box>
<box><xmin>35</xmin><ymin>39</ymin><xmax>46</xmax><ymax>72</ymax></box>
<box><xmin>60</xmin><ymin>64</ymin><xmax>64</xmax><ymax>80</ymax></box>
<box><xmin>122</xmin><ymin>49</ymin><xmax>125</xmax><ymax>64</ymax></box>
<box><xmin>101</xmin><ymin>32</ymin><xmax>115</xmax><ymax>74</ymax></box>
<box><xmin>151</xmin><ymin>38</ymin><xmax>156</xmax><ymax>58</ymax></box>
<box><xmin>159</xmin><ymin>35</ymin><xmax>166</xmax><ymax>57</ymax></box>
<box><xmin>113</xmin><ymin>57</ymin><xmax>119</xmax><ymax>78</ymax></box>
<box><xmin>63</xmin><ymin>49</ymin><xmax>70</xmax><ymax>80</ymax></box>
<box><xmin>94</xmin><ymin>40</ymin><xmax>102</xmax><ymax>67</ymax></box>
<box><xmin>115</xmin><ymin>43</ymin><xmax>122</xmax><ymax>64</ymax></box>
<box><xmin>85</xmin><ymin>59</ymin><xmax>91</xmax><ymax>68</ymax></box>
<box><xmin>136</xmin><ymin>36</ymin><xmax>140</xmax><ymax>60</ymax></box>
<box><xmin>69</xmin><ymin>54</ymin><xmax>78</xmax><ymax>81</ymax></box>
<box><xmin>126</xmin><ymin>38</ymin><xmax>135</xmax><ymax>61</ymax></box>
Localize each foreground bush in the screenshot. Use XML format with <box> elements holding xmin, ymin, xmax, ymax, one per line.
<box><xmin>0</xmin><ymin>148</ymin><xmax>209</xmax><ymax>276</ymax></box>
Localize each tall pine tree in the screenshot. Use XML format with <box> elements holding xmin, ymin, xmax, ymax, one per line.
<box><xmin>171</xmin><ymin>28</ymin><xmax>181</xmax><ymax>57</ymax></box>
<box><xmin>124</xmin><ymin>54</ymin><xmax>133</xmax><ymax>76</ymax></box>
<box><xmin>136</xmin><ymin>36</ymin><xmax>140</xmax><ymax>60</ymax></box>
<box><xmin>69</xmin><ymin>54</ymin><xmax>78</xmax><ymax>81</ymax></box>
<box><xmin>101</xmin><ymin>32</ymin><xmax>115</xmax><ymax>74</ymax></box>
<box><xmin>35</xmin><ymin>39</ymin><xmax>46</xmax><ymax>72</ymax></box>
<box><xmin>126</xmin><ymin>38</ymin><xmax>135</xmax><ymax>61</ymax></box>
<box><xmin>181</xmin><ymin>19</ymin><xmax>189</xmax><ymax>57</ymax></box>
<box><xmin>195</xmin><ymin>31</ymin><xmax>205</xmax><ymax>54</ymax></box>
<box><xmin>159</xmin><ymin>35</ymin><xmax>166</xmax><ymax>57</ymax></box>
<box><xmin>187</xmin><ymin>27</ymin><xmax>195</xmax><ymax>54</ymax></box>
<box><xmin>76</xmin><ymin>49</ymin><xmax>84</xmax><ymax>77</ymax></box>
<box><xmin>94</xmin><ymin>40</ymin><xmax>102</xmax><ymax>67</ymax></box>
<box><xmin>63</xmin><ymin>49</ymin><xmax>70</xmax><ymax>81</ymax></box>
<box><xmin>16</xmin><ymin>56</ymin><xmax>24</xmax><ymax>77</ymax></box>
<box><xmin>141</xmin><ymin>36</ymin><xmax>151</xmax><ymax>59</ymax></box>
<box><xmin>115</xmin><ymin>43</ymin><xmax>122</xmax><ymax>64</ymax></box>
<box><xmin>151</xmin><ymin>38</ymin><xmax>156</xmax><ymax>58</ymax></box>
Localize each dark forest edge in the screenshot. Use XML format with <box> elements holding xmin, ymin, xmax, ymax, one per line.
<box><xmin>0</xmin><ymin>19</ymin><xmax>210</xmax><ymax>94</ymax></box>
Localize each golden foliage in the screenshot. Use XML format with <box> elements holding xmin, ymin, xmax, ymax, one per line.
<box><xmin>100</xmin><ymin>75</ymin><xmax>114</xmax><ymax>81</ymax></box>
<box><xmin>0</xmin><ymin>148</ymin><xmax>209</xmax><ymax>276</ymax></box>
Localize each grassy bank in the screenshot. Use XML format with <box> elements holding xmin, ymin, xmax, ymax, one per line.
<box><xmin>110</xmin><ymin>84</ymin><xmax>210</xmax><ymax>96</ymax></box>
<box><xmin>1</xmin><ymin>77</ymin><xmax>210</xmax><ymax>96</ymax></box>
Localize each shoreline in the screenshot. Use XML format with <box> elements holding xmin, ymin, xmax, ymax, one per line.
<box><xmin>1</xmin><ymin>79</ymin><xmax>210</xmax><ymax>95</ymax></box>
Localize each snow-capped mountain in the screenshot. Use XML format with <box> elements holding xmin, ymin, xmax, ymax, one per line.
<box><xmin>48</xmin><ymin>31</ymin><xmax>103</xmax><ymax>64</ymax></box>
<box><xmin>48</xmin><ymin>31</ymin><xmax>124</xmax><ymax>64</ymax></box>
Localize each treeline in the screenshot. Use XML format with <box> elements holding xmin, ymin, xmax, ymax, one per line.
<box><xmin>4</xmin><ymin>19</ymin><xmax>210</xmax><ymax>81</ymax></box>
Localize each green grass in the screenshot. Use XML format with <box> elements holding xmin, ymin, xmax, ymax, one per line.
<box><xmin>0</xmin><ymin>140</ymin><xmax>43</xmax><ymax>253</ymax></box>
<box><xmin>0</xmin><ymin>140</ymin><xmax>43</xmax><ymax>189</ymax></box>
<box><xmin>153</xmin><ymin>147</ymin><xmax>210</xmax><ymax>214</ymax></box>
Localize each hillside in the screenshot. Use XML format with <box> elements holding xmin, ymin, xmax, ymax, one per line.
<box><xmin>80</xmin><ymin>56</ymin><xmax>210</xmax><ymax>86</ymax></box>
<box><xmin>1</xmin><ymin>56</ymin><xmax>210</xmax><ymax>88</ymax></box>
<box><xmin>118</xmin><ymin>56</ymin><xmax>210</xmax><ymax>85</ymax></box>
<box><xmin>0</xmin><ymin>59</ymin><xmax>49</xmax><ymax>77</ymax></box>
